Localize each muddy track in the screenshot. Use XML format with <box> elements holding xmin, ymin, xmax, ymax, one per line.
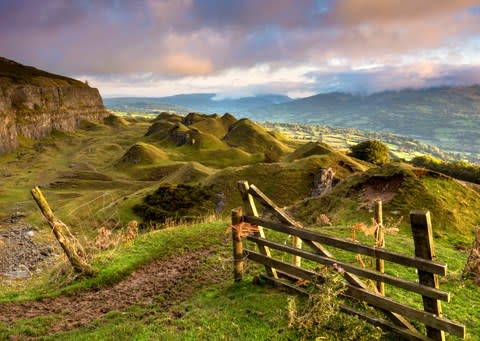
<box><xmin>0</xmin><ymin>248</ymin><xmax>224</xmax><ymax>336</ymax></box>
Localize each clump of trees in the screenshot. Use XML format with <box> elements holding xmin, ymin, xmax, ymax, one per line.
<box><xmin>133</xmin><ymin>184</ymin><xmax>215</xmax><ymax>225</ymax></box>
<box><xmin>412</xmin><ymin>156</ymin><xmax>480</xmax><ymax>184</ymax></box>
<box><xmin>349</xmin><ymin>140</ymin><xmax>390</xmax><ymax>165</ymax></box>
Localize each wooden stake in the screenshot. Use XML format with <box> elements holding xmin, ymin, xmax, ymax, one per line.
<box><xmin>375</xmin><ymin>200</ymin><xmax>385</xmax><ymax>295</ymax></box>
<box><xmin>231</xmin><ymin>207</ymin><xmax>244</xmax><ymax>282</ymax></box>
<box><xmin>410</xmin><ymin>210</ymin><xmax>445</xmax><ymax>341</ymax></box>
<box><xmin>31</xmin><ymin>187</ymin><xmax>96</xmax><ymax>276</ymax></box>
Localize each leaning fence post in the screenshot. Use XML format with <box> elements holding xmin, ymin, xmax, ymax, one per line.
<box><xmin>374</xmin><ymin>200</ymin><xmax>385</xmax><ymax>295</ymax></box>
<box><xmin>410</xmin><ymin>210</ymin><xmax>445</xmax><ymax>341</ymax></box>
<box><xmin>232</xmin><ymin>207</ymin><xmax>244</xmax><ymax>282</ymax></box>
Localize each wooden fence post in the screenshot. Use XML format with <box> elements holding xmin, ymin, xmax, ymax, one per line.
<box><xmin>31</xmin><ymin>186</ymin><xmax>96</xmax><ymax>276</ymax></box>
<box><xmin>410</xmin><ymin>210</ymin><xmax>445</xmax><ymax>341</ymax></box>
<box><xmin>237</xmin><ymin>181</ymin><xmax>278</xmax><ymax>279</ymax></box>
<box><xmin>374</xmin><ymin>200</ymin><xmax>385</xmax><ymax>295</ymax></box>
<box><xmin>232</xmin><ymin>207</ymin><xmax>244</xmax><ymax>282</ymax></box>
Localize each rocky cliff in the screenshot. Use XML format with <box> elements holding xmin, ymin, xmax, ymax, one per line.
<box><xmin>0</xmin><ymin>57</ymin><xmax>108</xmax><ymax>153</ymax></box>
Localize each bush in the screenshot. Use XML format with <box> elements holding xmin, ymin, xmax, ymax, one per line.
<box><xmin>132</xmin><ymin>184</ymin><xmax>215</xmax><ymax>225</ymax></box>
<box><xmin>349</xmin><ymin>140</ymin><xmax>390</xmax><ymax>165</ymax></box>
<box><xmin>288</xmin><ymin>267</ymin><xmax>383</xmax><ymax>340</ymax></box>
<box><xmin>412</xmin><ymin>155</ymin><xmax>480</xmax><ymax>184</ymax></box>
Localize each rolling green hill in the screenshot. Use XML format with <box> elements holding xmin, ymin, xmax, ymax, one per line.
<box><xmin>223</xmin><ymin>118</ymin><xmax>293</xmax><ymax>161</ymax></box>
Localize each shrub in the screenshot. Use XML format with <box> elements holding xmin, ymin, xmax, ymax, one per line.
<box><xmin>288</xmin><ymin>267</ymin><xmax>383</xmax><ymax>340</ymax></box>
<box><xmin>132</xmin><ymin>184</ymin><xmax>215</xmax><ymax>225</ymax></box>
<box><xmin>412</xmin><ymin>155</ymin><xmax>480</xmax><ymax>184</ymax></box>
<box><xmin>349</xmin><ymin>140</ymin><xmax>390</xmax><ymax>165</ymax></box>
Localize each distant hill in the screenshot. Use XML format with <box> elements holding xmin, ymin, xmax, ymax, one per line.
<box><xmin>104</xmin><ymin>93</ymin><xmax>291</xmax><ymax>115</ymax></box>
<box><xmin>258</xmin><ymin>86</ymin><xmax>480</xmax><ymax>157</ymax></box>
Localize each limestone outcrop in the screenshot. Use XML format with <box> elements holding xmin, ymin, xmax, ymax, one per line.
<box><xmin>0</xmin><ymin>57</ymin><xmax>108</xmax><ymax>153</ymax></box>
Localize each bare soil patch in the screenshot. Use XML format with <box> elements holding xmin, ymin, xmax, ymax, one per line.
<box><xmin>0</xmin><ymin>248</ymin><xmax>224</xmax><ymax>337</ymax></box>
<box><xmin>355</xmin><ymin>175</ymin><xmax>404</xmax><ymax>209</ymax></box>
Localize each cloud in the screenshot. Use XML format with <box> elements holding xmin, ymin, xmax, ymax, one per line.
<box><xmin>162</xmin><ymin>53</ymin><xmax>213</xmax><ymax>75</ymax></box>
<box><xmin>1</xmin><ymin>0</ymin><xmax>479</xmax><ymax>96</ymax></box>
<box><xmin>307</xmin><ymin>63</ymin><xmax>480</xmax><ymax>95</ymax></box>
<box><xmin>329</xmin><ymin>0</ymin><xmax>479</xmax><ymax>24</ymax></box>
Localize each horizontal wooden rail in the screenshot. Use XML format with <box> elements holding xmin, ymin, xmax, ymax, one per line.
<box><xmin>259</xmin><ymin>274</ymin><xmax>310</xmax><ymax>296</ymax></box>
<box><xmin>246</xmin><ymin>250</ymin><xmax>317</xmax><ymax>282</ymax></box>
<box><xmin>244</xmin><ymin>215</ymin><xmax>447</xmax><ymax>276</ymax></box>
<box><xmin>247</xmin><ymin>235</ymin><xmax>450</xmax><ymax>301</ymax></box>
<box><xmin>340</xmin><ymin>305</ymin><xmax>433</xmax><ymax>341</ymax></box>
<box><xmin>345</xmin><ymin>285</ymin><xmax>465</xmax><ymax>338</ymax></box>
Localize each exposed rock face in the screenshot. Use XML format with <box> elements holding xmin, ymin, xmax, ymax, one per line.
<box><xmin>0</xmin><ymin>57</ymin><xmax>108</xmax><ymax>153</ymax></box>
<box><xmin>311</xmin><ymin>167</ymin><xmax>336</xmax><ymax>197</ymax></box>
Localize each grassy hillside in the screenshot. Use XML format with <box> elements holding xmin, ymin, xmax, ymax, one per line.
<box><xmin>1</xmin><ymin>111</ymin><xmax>480</xmax><ymax>340</ymax></box>
<box><xmin>291</xmin><ymin>163</ymin><xmax>480</xmax><ymax>244</ymax></box>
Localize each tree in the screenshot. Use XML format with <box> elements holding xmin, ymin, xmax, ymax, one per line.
<box><xmin>349</xmin><ymin>140</ymin><xmax>390</xmax><ymax>165</ymax></box>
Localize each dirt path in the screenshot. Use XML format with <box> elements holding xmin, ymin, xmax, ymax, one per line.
<box><xmin>0</xmin><ymin>248</ymin><xmax>223</xmax><ymax>336</ymax></box>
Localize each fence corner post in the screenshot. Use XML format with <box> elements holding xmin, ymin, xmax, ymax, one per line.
<box><xmin>410</xmin><ymin>210</ymin><xmax>445</xmax><ymax>341</ymax></box>
<box><xmin>232</xmin><ymin>207</ymin><xmax>244</xmax><ymax>282</ymax></box>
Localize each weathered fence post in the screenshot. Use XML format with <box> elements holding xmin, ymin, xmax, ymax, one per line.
<box><xmin>410</xmin><ymin>210</ymin><xmax>445</xmax><ymax>341</ymax></box>
<box><xmin>31</xmin><ymin>186</ymin><xmax>96</xmax><ymax>276</ymax></box>
<box><xmin>237</xmin><ymin>181</ymin><xmax>278</xmax><ymax>279</ymax></box>
<box><xmin>232</xmin><ymin>207</ymin><xmax>244</xmax><ymax>282</ymax></box>
<box><xmin>374</xmin><ymin>200</ymin><xmax>385</xmax><ymax>295</ymax></box>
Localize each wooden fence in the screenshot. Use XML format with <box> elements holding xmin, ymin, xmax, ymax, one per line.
<box><xmin>231</xmin><ymin>180</ymin><xmax>465</xmax><ymax>341</ymax></box>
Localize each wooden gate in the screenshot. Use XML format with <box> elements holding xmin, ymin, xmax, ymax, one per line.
<box><xmin>231</xmin><ymin>181</ymin><xmax>465</xmax><ymax>341</ymax></box>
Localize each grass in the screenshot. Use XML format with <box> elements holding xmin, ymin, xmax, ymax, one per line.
<box><xmin>292</xmin><ymin>163</ymin><xmax>480</xmax><ymax>245</ymax></box>
<box><xmin>1</xmin><ymin>112</ymin><xmax>479</xmax><ymax>340</ymax></box>
<box><xmin>117</xmin><ymin>142</ymin><xmax>169</xmax><ymax>166</ymax></box>
<box><xmin>307</xmin><ymin>223</ymin><xmax>480</xmax><ymax>340</ymax></box>
<box><xmin>40</xmin><ymin>279</ymin><xmax>301</xmax><ymax>341</ymax></box>
<box><xmin>224</xmin><ymin>118</ymin><xmax>293</xmax><ymax>159</ymax></box>
<box><xmin>0</xmin><ymin>220</ymin><xmax>229</xmax><ymax>302</ymax></box>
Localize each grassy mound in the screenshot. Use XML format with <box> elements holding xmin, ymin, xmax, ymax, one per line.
<box><xmin>292</xmin><ymin>163</ymin><xmax>480</xmax><ymax>242</ymax></box>
<box><xmin>161</xmin><ymin>161</ymin><xmax>215</xmax><ymax>184</ymax></box>
<box><xmin>223</xmin><ymin>118</ymin><xmax>292</xmax><ymax>161</ymax></box>
<box><xmin>103</xmin><ymin>114</ymin><xmax>129</xmax><ymax>127</ymax></box>
<box><xmin>202</xmin><ymin>154</ymin><xmax>364</xmax><ymax>211</ymax></box>
<box><xmin>150</xmin><ymin>122</ymin><xmax>227</xmax><ymax>150</ymax></box>
<box><xmin>220</xmin><ymin>112</ymin><xmax>237</xmax><ymax>126</ymax></box>
<box><xmin>177</xmin><ymin>128</ymin><xmax>227</xmax><ymax>150</ymax></box>
<box><xmin>118</xmin><ymin>142</ymin><xmax>169</xmax><ymax>166</ymax></box>
<box><xmin>183</xmin><ymin>112</ymin><xmax>207</xmax><ymax>125</ymax></box>
<box><xmin>152</xmin><ymin>112</ymin><xmax>184</xmax><ymax>123</ymax></box>
<box><xmin>145</xmin><ymin>120</ymin><xmax>177</xmax><ymax>140</ymax></box>
<box><xmin>189</xmin><ymin>113</ymin><xmax>237</xmax><ymax>138</ymax></box>
<box><xmin>285</xmin><ymin>141</ymin><xmax>338</xmax><ymax>162</ymax></box>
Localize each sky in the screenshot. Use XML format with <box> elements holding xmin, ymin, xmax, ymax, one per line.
<box><xmin>1</xmin><ymin>0</ymin><xmax>480</xmax><ymax>98</ymax></box>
